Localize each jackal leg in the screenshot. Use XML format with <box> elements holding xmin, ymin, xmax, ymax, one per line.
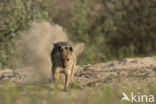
<box><xmin>64</xmin><ymin>70</ymin><xmax>71</xmax><ymax>91</ymax></box>
<box><xmin>70</xmin><ymin>60</ymin><xmax>76</xmax><ymax>82</ymax></box>
<box><xmin>52</xmin><ymin>67</ymin><xmax>60</xmax><ymax>85</ymax></box>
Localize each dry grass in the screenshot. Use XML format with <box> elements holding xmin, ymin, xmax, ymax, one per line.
<box><xmin>0</xmin><ymin>82</ymin><xmax>155</xmax><ymax>104</ymax></box>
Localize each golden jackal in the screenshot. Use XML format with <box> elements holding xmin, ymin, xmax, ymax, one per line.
<box><xmin>51</xmin><ymin>42</ymin><xmax>76</xmax><ymax>91</ymax></box>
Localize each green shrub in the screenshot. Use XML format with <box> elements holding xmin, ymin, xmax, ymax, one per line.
<box><xmin>0</xmin><ymin>0</ymin><xmax>156</xmax><ymax>68</ymax></box>
<box><xmin>0</xmin><ymin>0</ymin><xmax>57</xmax><ymax>69</ymax></box>
<box><xmin>56</xmin><ymin>0</ymin><xmax>156</xmax><ymax>64</ymax></box>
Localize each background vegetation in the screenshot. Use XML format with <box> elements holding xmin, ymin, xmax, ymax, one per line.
<box><xmin>0</xmin><ymin>1</ymin><xmax>156</xmax><ymax>104</ymax></box>
<box><xmin>0</xmin><ymin>0</ymin><xmax>156</xmax><ymax>68</ymax></box>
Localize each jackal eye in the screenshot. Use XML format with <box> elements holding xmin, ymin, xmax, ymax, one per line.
<box><xmin>67</xmin><ymin>58</ymin><xmax>69</xmax><ymax>61</ymax></box>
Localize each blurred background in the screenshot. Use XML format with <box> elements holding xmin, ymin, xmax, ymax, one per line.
<box><xmin>0</xmin><ymin>1</ymin><xmax>156</xmax><ymax>104</ymax></box>
<box><xmin>0</xmin><ymin>0</ymin><xmax>156</xmax><ymax>69</ymax></box>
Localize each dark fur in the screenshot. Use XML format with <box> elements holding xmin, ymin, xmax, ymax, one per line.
<box><xmin>50</xmin><ymin>42</ymin><xmax>76</xmax><ymax>91</ymax></box>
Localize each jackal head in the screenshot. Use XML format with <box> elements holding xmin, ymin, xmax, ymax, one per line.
<box><xmin>58</xmin><ymin>45</ymin><xmax>73</xmax><ymax>68</ymax></box>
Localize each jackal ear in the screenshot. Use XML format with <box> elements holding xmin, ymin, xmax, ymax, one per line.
<box><xmin>69</xmin><ymin>46</ymin><xmax>73</xmax><ymax>51</ymax></box>
<box><xmin>58</xmin><ymin>45</ymin><xmax>63</xmax><ymax>52</ymax></box>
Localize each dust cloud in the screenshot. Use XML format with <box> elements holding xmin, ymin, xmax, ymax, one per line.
<box><xmin>16</xmin><ymin>21</ymin><xmax>84</xmax><ymax>82</ymax></box>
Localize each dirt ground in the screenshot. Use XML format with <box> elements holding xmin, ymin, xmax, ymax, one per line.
<box><xmin>0</xmin><ymin>56</ymin><xmax>156</xmax><ymax>89</ymax></box>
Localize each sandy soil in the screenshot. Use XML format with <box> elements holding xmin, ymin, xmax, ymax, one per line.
<box><xmin>0</xmin><ymin>57</ymin><xmax>156</xmax><ymax>89</ymax></box>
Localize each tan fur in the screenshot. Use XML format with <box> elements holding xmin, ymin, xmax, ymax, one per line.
<box><xmin>51</xmin><ymin>42</ymin><xmax>76</xmax><ymax>91</ymax></box>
